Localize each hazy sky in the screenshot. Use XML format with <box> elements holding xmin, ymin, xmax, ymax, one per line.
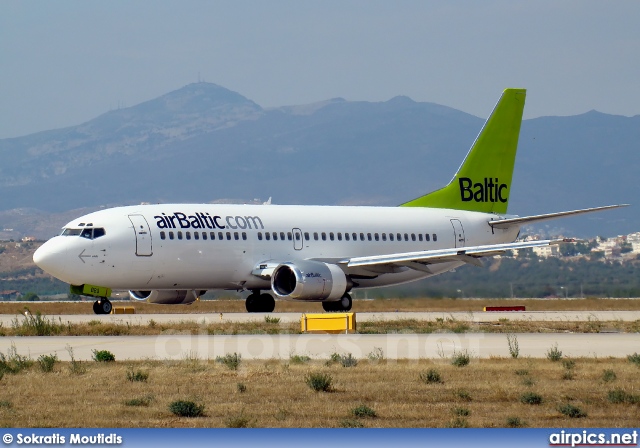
<box><xmin>1</xmin><ymin>1</ymin><xmax>639</xmax><ymax>139</ymax></box>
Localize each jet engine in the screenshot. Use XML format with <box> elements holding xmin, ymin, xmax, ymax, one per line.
<box><xmin>271</xmin><ymin>260</ymin><xmax>350</xmax><ymax>301</ymax></box>
<box><xmin>128</xmin><ymin>290</ymin><xmax>202</xmax><ymax>305</ymax></box>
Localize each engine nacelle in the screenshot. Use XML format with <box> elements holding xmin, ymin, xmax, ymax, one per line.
<box><xmin>271</xmin><ymin>261</ymin><xmax>350</xmax><ymax>301</ymax></box>
<box><xmin>128</xmin><ymin>290</ymin><xmax>201</xmax><ymax>305</ymax></box>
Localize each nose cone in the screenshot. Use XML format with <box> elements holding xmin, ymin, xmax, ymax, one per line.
<box><xmin>33</xmin><ymin>238</ymin><xmax>69</xmax><ymax>281</ymax></box>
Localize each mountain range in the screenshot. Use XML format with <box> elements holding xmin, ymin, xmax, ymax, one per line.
<box><xmin>0</xmin><ymin>82</ymin><xmax>637</xmax><ymax>239</ymax></box>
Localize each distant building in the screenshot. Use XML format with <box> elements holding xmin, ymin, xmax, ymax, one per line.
<box><xmin>0</xmin><ymin>290</ymin><xmax>20</xmax><ymax>300</ymax></box>
<box><xmin>21</xmin><ymin>236</ymin><xmax>36</xmax><ymax>242</ymax></box>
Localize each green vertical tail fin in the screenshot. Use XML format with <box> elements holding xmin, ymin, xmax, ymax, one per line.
<box><xmin>401</xmin><ymin>88</ymin><xmax>526</xmax><ymax>214</ymax></box>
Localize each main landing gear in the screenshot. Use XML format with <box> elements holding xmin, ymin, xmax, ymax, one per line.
<box><xmin>322</xmin><ymin>293</ymin><xmax>352</xmax><ymax>312</ymax></box>
<box><xmin>92</xmin><ymin>298</ymin><xmax>113</xmax><ymax>315</ymax></box>
<box><xmin>245</xmin><ymin>290</ymin><xmax>276</xmax><ymax>313</ymax></box>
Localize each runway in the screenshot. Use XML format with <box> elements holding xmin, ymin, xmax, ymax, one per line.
<box><xmin>3</xmin><ymin>311</ymin><xmax>638</xmax><ymax>361</ymax></box>
<box><xmin>2</xmin><ymin>333</ymin><xmax>639</xmax><ymax>361</ymax></box>
<box><xmin>2</xmin><ymin>310</ymin><xmax>640</xmax><ymax>326</ymax></box>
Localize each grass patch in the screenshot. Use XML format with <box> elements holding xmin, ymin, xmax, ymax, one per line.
<box><xmin>92</xmin><ymin>350</ymin><xmax>115</xmax><ymax>362</ymax></box>
<box><xmin>602</xmin><ymin>369</ymin><xmax>617</xmax><ymax>383</ymax></box>
<box><xmin>419</xmin><ymin>369</ymin><xmax>443</xmax><ymax>384</ymax></box>
<box><xmin>351</xmin><ymin>404</ymin><xmax>376</xmax><ymax>418</ymax></box>
<box><xmin>215</xmin><ymin>353</ymin><xmax>241</xmax><ymax>370</ymax></box>
<box><xmin>124</xmin><ymin>395</ymin><xmax>154</xmax><ymax>407</ymax></box>
<box><xmin>447</xmin><ymin>417</ymin><xmax>469</xmax><ymax>428</ymax></box>
<box><xmin>546</xmin><ymin>343</ymin><xmax>563</xmax><ymax>361</ymax></box>
<box><xmin>126</xmin><ymin>368</ymin><xmax>149</xmax><ymax>382</ymax></box>
<box><xmin>264</xmin><ymin>316</ymin><xmax>280</xmax><ymax>324</ymax></box>
<box><xmin>339</xmin><ymin>418</ymin><xmax>365</xmax><ymax>428</ymax></box>
<box><xmin>0</xmin><ymin>344</ymin><xmax>33</xmax><ymax>374</ymax></box>
<box><xmin>305</xmin><ymin>372</ymin><xmax>332</xmax><ymax>392</ymax></box>
<box><xmin>225</xmin><ymin>409</ymin><xmax>255</xmax><ymax>428</ymax></box>
<box><xmin>290</xmin><ymin>354</ymin><xmax>311</xmax><ymax>365</ymax></box>
<box><xmin>11</xmin><ymin>311</ymin><xmax>64</xmax><ymax>336</ymax></box>
<box><xmin>506</xmin><ymin>416</ymin><xmax>527</xmax><ymax>428</ymax></box>
<box><xmin>37</xmin><ymin>354</ymin><xmax>57</xmax><ymax>373</ymax></box>
<box><xmin>627</xmin><ymin>353</ymin><xmax>640</xmax><ymax>367</ymax></box>
<box><xmin>607</xmin><ymin>389</ymin><xmax>639</xmax><ymax>404</ymax></box>
<box><xmin>367</xmin><ymin>347</ymin><xmax>385</xmax><ymax>363</ymax></box>
<box><xmin>520</xmin><ymin>392</ymin><xmax>543</xmax><ymax>405</ymax></box>
<box><xmin>168</xmin><ymin>400</ymin><xmax>205</xmax><ymax>418</ymax></box>
<box><xmin>66</xmin><ymin>346</ymin><xmax>86</xmax><ymax>375</ymax></box>
<box><xmin>514</xmin><ymin>369</ymin><xmax>529</xmax><ymax>376</ymax></box>
<box><xmin>236</xmin><ymin>383</ymin><xmax>247</xmax><ymax>393</ymax></box>
<box><xmin>451</xmin><ymin>350</ymin><xmax>471</xmax><ymax>367</ymax></box>
<box><xmin>455</xmin><ymin>389</ymin><xmax>472</xmax><ymax>401</ymax></box>
<box><xmin>452</xmin><ymin>406</ymin><xmax>470</xmax><ymax>417</ymax></box>
<box><xmin>558</xmin><ymin>403</ymin><xmax>587</xmax><ymax>418</ymax></box>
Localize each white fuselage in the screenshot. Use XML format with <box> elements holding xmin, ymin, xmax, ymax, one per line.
<box><xmin>34</xmin><ymin>203</ymin><xmax>519</xmax><ymax>293</ymax></box>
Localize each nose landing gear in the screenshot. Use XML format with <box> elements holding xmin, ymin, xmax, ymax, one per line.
<box><xmin>92</xmin><ymin>298</ymin><xmax>113</xmax><ymax>315</ymax></box>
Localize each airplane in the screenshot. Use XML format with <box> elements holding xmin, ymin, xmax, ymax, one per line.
<box><xmin>33</xmin><ymin>89</ymin><xmax>626</xmax><ymax>314</ymax></box>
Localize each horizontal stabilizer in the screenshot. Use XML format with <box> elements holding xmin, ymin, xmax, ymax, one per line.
<box><xmin>489</xmin><ymin>204</ymin><xmax>629</xmax><ymax>230</ymax></box>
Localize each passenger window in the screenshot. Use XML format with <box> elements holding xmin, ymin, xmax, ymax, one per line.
<box><xmin>194</xmin><ymin>232</ymin><xmax>199</xmax><ymax>240</ymax></box>
<box><xmin>425</xmin><ymin>234</ymin><xmax>430</xmax><ymax>242</ymax></box>
<box><xmin>418</xmin><ymin>234</ymin><xmax>423</xmax><ymax>242</ymax></box>
<box><xmin>202</xmin><ymin>232</ymin><xmax>207</xmax><ymax>240</ymax></box>
<box><xmin>169</xmin><ymin>231</ymin><xmax>174</xmax><ymax>240</ymax></box>
<box><xmin>160</xmin><ymin>231</ymin><xmax>166</xmax><ymax>240</ymax></box>
<box><xmin>234</xmin><ymin>232</ymin><xmax>239</xmax><ymax>240</ymax></box>
<box><xmin>273</xmin><ymin>232</ymin><xmax>278</xmax><ymax>241</ymax></box>
<box><xmin>242</xmin><ymin>232</ymin><xmax>247</xmax><ymax>240</ymax></box>
<box><xmin>186</xmin><ymin>232</ymin><xmax>191</xmax><ymax>240</ymax></box>
<box><xmin>280</xmin><ymin>232</ymin><xmax>285</xmax><ymax>240</ymax></box>
<box><xmin>266</xmin><ymin>233</ymin><xmax>271</xmax><ymax>241</ymax></box>
<box><xmin>411</xmin><ymin>233</ymin><xmax>416</xmax><ymax>241</ymax></box>
<box><xmin>352</xmin><ymin>233</ymin><xmax>357</xmax><ymax>241</ymax></box>
<box><xmin>330</xmin><ymin>232</ymin><xmax>334</xmax><ymax>241</ymax></box>
<box><xmin>397</xmin><ymin>233</ymin><xmax>402</xmax><ymax>241</ymax></box>
<box><xmin>178</xmin><ymin>231</ymin><xmax>183</xmax><ymax>240</ymax></box>
<box><xmin>287</xmin><ymin>232</ymin><xmax>292</xmax><ymax>241</ymax></box>
<box><xmin>382</xmin><ymin>233</ymin><xmax>387</xmax><ymax>241</ymax></box>
<box><xmin>322</xmin><ymin>232</ymin><xmax>327</xmax><ymax>241</ymax></box>
<box><xmin>389</xmin><ymin>233</ymin><xmax>394</xmax><ymax>241</ymax></box>
<box><xmin>304</xmin><ymin>232</ymin><xmax>310</xmax><ymax>241</ymax></box>
<box><xmin>258</xmin><ymin>232</ymin><xmax>263</xmax><ymax>240</ymax></box>
<box><xmin>404</xmin><ymin>233</ymin><xmax>409</xmax><ymax>241</ymax></box>
<box><xmin>337</xmin><ymin>233</ymin><xmax>342</xmax><ymax>241</ymax></box>
<box><xmin>433</xmin><ymin>234</ymin><xmax>437</xmax><ymax>242</ymax></box>
<box><xmin>374</xmin><ymin>233</ymin><xmax>379</xmax><ymax>241</ymax></box>
<box><xmin>345</xmin><ymin>233</ymin><xmax>350</xmax><ymax>241</ymax></box>
<box><xmin>210</xmin><ymin>232</ymin><xmax>215</xmax><ymax>240</ymax></box>
<box><xmin>226</xmin><ymin>232</ymin><xmax>231</xmax><ymax>240</ymax></box>
<box><xmin>367</xmin><ymin>233</ymin><xmax>372</xmax><ymax>241</ymax></box>
<box><xmin>360</xmin><ymin>233</ymin><xmax>365</xmax><ymax>241</ymax></box>
<box><xmin>93</xmin><ymin>228</ymin><xmax>105</xmax><ymax>239</ymax></box>
<box><xmin>314</xmin><ymin>232</ymin><xmax>319</xmax><ymax>241</ymax></box>
<box><xmin>218</xmin><ymin>232</ymin><xmax>223</xmax><ymax>240</ymax></box>
<box><xmin>80</xmin><ymin>228</ymin><xmax>92</xmax><ymax>239</ymax></box>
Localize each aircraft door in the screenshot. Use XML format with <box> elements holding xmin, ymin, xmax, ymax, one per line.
<box><xmin>450</xmin><ymin>219</ymin><xmax>466</xmax><ymax>248</ymax></box>
<box><xmin>292</xmin><ymin>228</ymin><xmax>303</xmax><ymax>250</ymax></box>
<box><xmin>128</xmin><ymin>214</ymin><xmax>153</xmax><ymax>256</ymax></box>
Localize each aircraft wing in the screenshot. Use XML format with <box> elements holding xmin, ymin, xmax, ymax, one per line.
<box><xmin>345</xmin><ymin>239</ymin><xmax>570</xmax><ymax>273</ymax></box>
<box><xmin>489</xmin><ymin>204</ymin><xmax>628</xmax><ymax>230</ymax></box>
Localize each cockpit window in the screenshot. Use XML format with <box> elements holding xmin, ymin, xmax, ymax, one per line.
<box><xmin>62</xmin><ymin>227</ymin><xmax>106</xmax><ymax>239</ymax></box>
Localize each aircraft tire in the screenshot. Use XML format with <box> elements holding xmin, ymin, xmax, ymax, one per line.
<box><xmin>92</xmin><ymin>301</ymin><xmax>102</xmax><ymax>315</ymax></box>
<box><xmin>259</xmin><ymin>293</ymin><xmax>275</xmax><ymax>312</ymax></box>
<box><xmin>339</xmin><ymin>293</ymin><xmax>352</xmax><ymax>311</ymax></box>
<box><xmin>100</xmin><ymin>299</ymin><xmax>113</xmax><ymax>314</ymax></box>
<box><xmin>322</xmin><ymin>301</ymin><xmax>337</xmax><ymax>312</ymax></box>
<box><xmin>245</xmin><ymin>293</ymin><xmax>259</xmax><ymax>312</ymax></box>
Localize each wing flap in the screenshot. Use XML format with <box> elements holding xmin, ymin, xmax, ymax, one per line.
<box><xmin>347</xmin><ymin>239</ymin><xmax>567</xmax><ymax>269</ymax></box>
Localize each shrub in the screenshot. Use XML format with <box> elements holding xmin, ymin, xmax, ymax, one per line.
<box><xmin>225</xmin><ymin>410</ymin><xmax>255</xmax><ymax>428</ymax></box>
<box><xmin>126</xmin><ymin>368</ymin><xmax>149</xmax><ymax>382</ymax></box>
<box><xmin>351</xmin><ymin>404</ymin><xmax>376</xmax><ymax>418</ymax></box>
<box><xmin>455</xmin><ymin>389</ymin><xmax>472</xmax><ymax>401</ymax></box>
<box><xmin>37</xmin><ymin>354</ymin><xmax>58</xmax><ymax>373</ymax></box>
<box><xmin>66</xmin><ymin>346</ymin><xmax>86</xmax><ymax>375</ymax></box>
<box><xmin>237</xmin><ymin>383</ymin><xmax>247</xmax><ymax>393</ymax></box>
<box><xmin>627</xmin><ymin>353</ymin><xmax>640</xmax><ymax>367</ymax></box>
<box><xmin>0</xmin><ymin>401</ymin><xmax>12</xmax><ymax>409</ymax></box>
<box><xmin>367</xmin><ymin>347</ymin><xmax>385</xmax><ymax>363</ymax></box>
<box><xmin>451</xmin><ymin>350</ymin><xmax>470</xmax><ymax>367</ymax></box>
<box><xmin>562</xmin><ymin>359</ymin><xmax>576</xmax><ymax>370</ymax></box>
<box><xmin>520</xmin><ymin>392</ymin><xmax>543</xmax><ymax>405</ymax></box>
<box><xmin>169</xmin><ymin>400</ymin><xmax>205</xmax><ymax>417</ymax></box>
<box><xmin>92</xmin><ymin>350</ymin><xmax>116</xmax><ymax>362</ymax></box>
<box><xmin>506</xmin><ymin>334</ymin><xmax>519</xmax><ymax>359</ymax></box>
<box><xmin>607</xmin><ymin>389</ymin><xmax>639</xmax><ymax>404</ymax></box>
<box><xmin>0</xmin><ymin>344</ymin><xmax>34</xmax><ymax>374</ymax></box>
<box><xmin>419</xmin><ymin>369</ymin><xmax>443</xmax><ymax>384</ymax></box>
<box><xmin>562</xmin><ymin>371</ymin><xmax>575</xmax><ymax>380</ymax></box>
<box><xmin>602</xmin><ymin>369</ymin><xmax>617</xmax><ymax>383</ymax></box>
<box><xmin>264</xmin><ymin>315</ymin><xmax>280</xmax><ymax>324</ymax></box>
<box><xmin>339</xmin><ymin>418</ymin><xmax>364</xmax><ymax>428</ymax></box>
<box><xmin>546</xmin><ymin>344</ymin><xmax>563</xmax><ymax>361</ymax></box>
<box><xmin>514</xmin><ymin>369</ymin><xmax>529</xmax><ymax>376</ymax></box>
<box><xmin>216</xmin><ymin>353</ymin><xmax>241</xmax><ymax>370</ymax></box>
<box><xmin>290</xmin><ymin>354</ymin><xmax>311</xmax><ymax>364</ymax></box>
<box><xmin>453</xmin><ymin>407</ymin><xmax>470</xmax><ymax>417</ymax></box>
<box><xmin>305</xmin><ymin>372</ymin><xmax>332</xmax><ymax>392</ymax></box>
<box><xmin>340</xmin><ymin>353</ymin><xmax>358</xmax><ymax>368</ymax></box>
<box><xmin>124</xmin><ymin>395</ymin><xmax>154</xmax><ymax>407</ymax></box>
<box><xmin>447</xmin><ymin>417</ymin><xmax>469</xmax><ymax>428</ymax></box>
<box><xmin>558</xmin><ymin>403</ymin><xmax>587</xmax><ymax>418</ymax></box>
<box><xmin>506</xmin><ymin>417</ymin><xmax>526</xmax><ymax>428</ymax></box>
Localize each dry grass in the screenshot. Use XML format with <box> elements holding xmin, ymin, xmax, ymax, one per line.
<box><xmin>0</xmin><ymin>357</ymin><xmax>638</xmax><ymax>428</ymax></box>
<box><xmin>2</xmin><ymin>297</ymin><xmax>640</xmax><ymax>315</ymax></box>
